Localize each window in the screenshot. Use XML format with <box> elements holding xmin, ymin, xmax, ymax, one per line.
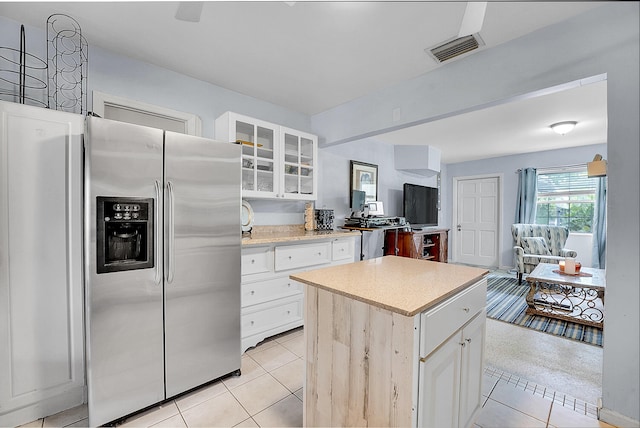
<box><xmin>536</xmin><ymin>168</ymin><xmax>597</xmax><ymax>233</ymax></box>
<box><xmin>92</xmin><ymin>91</ymin><xmax>202</xmax><ymax>136</ymax></box>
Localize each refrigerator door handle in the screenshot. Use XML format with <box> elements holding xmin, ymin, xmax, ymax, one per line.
<box><xmin>154</xmin><ymin>180</ymin><xmax>162</xmax><ymax>285</ymax></box>
<box><xmin>166</xmin><ymin>180</ymin><xmax>176</xmax><ymax>284</ymax></box>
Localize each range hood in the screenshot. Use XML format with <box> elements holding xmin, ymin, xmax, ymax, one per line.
<box><xmin>394</xmin><ymin>145</ymin><xmax>441</xmax><ymax>176</ymax></box>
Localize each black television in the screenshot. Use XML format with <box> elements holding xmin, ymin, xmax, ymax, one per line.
<box><xmin>403</xmin><ymin>183</ymin><xmax>438</xmax><ymax>228</ymax></box>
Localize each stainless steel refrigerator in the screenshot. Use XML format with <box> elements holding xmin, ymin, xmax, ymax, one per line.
<box><xmin>85</xmin><ymin>116</ymin><xmax>241</xmax><ymax>426</ymax></box>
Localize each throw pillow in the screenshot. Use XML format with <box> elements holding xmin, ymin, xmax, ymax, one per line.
<box><xmin>521</xmin><ymin>237</ymin><xmax>551</xmax><ymax>255</ymax></box>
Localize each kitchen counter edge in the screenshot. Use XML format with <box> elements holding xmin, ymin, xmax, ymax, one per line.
<box><xmin>290</xmin><ymin>256</ymin><xmax>488</xmax><ymax>317</ymax></box>
<box><xmin>242</xmin><ymin>229</ymin><xmax>360</xmax><ymax>245</ymax></box>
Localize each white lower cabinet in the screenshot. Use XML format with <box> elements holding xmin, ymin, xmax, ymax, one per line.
<box><xmin>417</xmin><ymin>310</ymin><xmax>486</xmax><ymax>428</ymax></box>
<box><xmin>241</xmin><ymin>237</ymin><xmax>355</xmax><ymax>352</ymax></box>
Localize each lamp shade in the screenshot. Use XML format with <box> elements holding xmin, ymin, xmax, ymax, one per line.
<box><xmin>587</xmin><ymin>154</ymin><xmax>607</xmax><ymax>177</ymax></box>
<box><xmin>550</xmin><ymin>121</ymin><xmax>577</xmax><ymax>135</ymax></box>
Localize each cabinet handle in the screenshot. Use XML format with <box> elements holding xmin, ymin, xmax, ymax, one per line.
<box><xmin>287</xmin><ymin>310</ymin><xmax>291</xmax><ymax>315</ymax></box>
<box><xmin>288</xmin><ymin>256</ymin><xmax>292</xmax><ymax>260</ymax></box>
<box><xmin>459</xmin><ymin>342</ymin><xmax>466</xmax><ymax>347</ymax></box>
<box><xmin>317</xmin><ymin>252</ymin><xmax>322</xmax><ymax>256</ymax></box>
<box><xmin>250</xmin><ymin>321</ymin><xmax>254</xmax><ymax>325</ymax></box>
<box><xmin>250</xmin><ymin>290</ymin><xmax>255</xmax><ymax>295</ymax></box>
<box><xmin>466</xmin><ymin>338</ymin><xmax>472</xmax><ymax>344</ymax></box>
<box><xmin>463</xmin><ymin>307</ymin><xmax>470</xmax><ymax>313</ymax></box>
<box><xmin>251</xmin><ymin>259</ymin><xmax>255</xmax><ymax>264</ymax></box>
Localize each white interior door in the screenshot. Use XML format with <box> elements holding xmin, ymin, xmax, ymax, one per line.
<box><xmin>454</xmin><ymin>176</ymin><xmax>500</xmax><ymax>267</ymax></box>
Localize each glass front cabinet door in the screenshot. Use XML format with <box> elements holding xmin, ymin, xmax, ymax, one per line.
<box><xmin>215</xmin><ymin>112</ymin><xmax>279</xmax><ymax>198</ymax></box>
<box><xmin>280</xmin><ymin>127</ymin><xmax>317</xmax><ymax>200</ymax></box>
<box><xmin>215</xmin><ymin>112</ymin><xmax>317</xmax><ymax>200</ymax></box>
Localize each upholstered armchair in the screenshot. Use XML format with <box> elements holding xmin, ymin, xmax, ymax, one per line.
<box><xmin>512</xmin><ymin>224</ymin><xmax>577</xmax><ymax>283</ymax></box>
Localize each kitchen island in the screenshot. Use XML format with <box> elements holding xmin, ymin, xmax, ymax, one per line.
<box><xmin>290</xmin><ymin>256</ymin><xmax>488</xmax><ymax>428</ymax></box>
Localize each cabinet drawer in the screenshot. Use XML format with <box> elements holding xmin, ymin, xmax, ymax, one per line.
<box><xmin>419</xmin><ymin>278</ymin><xmax>487</xmax><ymax>358</ymax></box>
<box><xmin>274</xmin><ymin>241</ymin><xmax>331</xmax><ymax>271</ymax></box>
<box><xmin>241</xmin><ymin>246</ymin><xmax>272</xmax><ymax>276</ymax></box>
<box><xmin>242</xmin><ymin>296</ymin><xmax>303</xmax><ymax>338</ymax></box>
<box><xmin>242</xmin><ymin>276</ymin><xmax>302</xmax><ymax>308</ymax></box>
<box><xmin>332</xmin><ymin>239</ymin><xmax>354</xmax><ymax>261</ymax></box>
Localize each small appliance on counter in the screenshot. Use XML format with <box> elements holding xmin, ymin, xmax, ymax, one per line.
<box><xmin>315</xmin><ymin>208</ymin><xmax>334</xmax><ymax>230</ymax></box>
<box><xmin>344</xmin><ymin>216</ymin><xmax>406</xmax><ymax>228</ymax></box>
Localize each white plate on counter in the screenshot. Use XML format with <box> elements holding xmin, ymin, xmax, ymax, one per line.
<box><xmin>241</xmin><ymin>200</ymin><xmax>254</xmax><ymax>232</ymax></box>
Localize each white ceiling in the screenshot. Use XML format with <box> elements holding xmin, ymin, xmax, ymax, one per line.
<box><xmin>376</xmin><ymin>79</ymin><xmax>608</xmax><ymax>163</ymax></box>
<box><xmin>0</xmin><ymin>1</ymin><xmax>608</xmax><ymax>163</ymax></box>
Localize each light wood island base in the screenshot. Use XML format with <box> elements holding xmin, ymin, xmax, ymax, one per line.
<box><xmin>291</xmin><ymin>256</ymin><xmax>488</xmax><ymax>428</ymax></box>
<box><xmin>305</xmin><ymin>286</ymin><xmax>416</xmax><ymax>426</ymax></box>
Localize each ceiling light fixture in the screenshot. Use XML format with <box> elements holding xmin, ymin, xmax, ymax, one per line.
<box><xmin>550</xmin><ymin>121</ymin><xmax>577</xmax><ymax>135</ymax></box>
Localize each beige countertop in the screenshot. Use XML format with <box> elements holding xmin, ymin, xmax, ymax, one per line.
<box><xmin>290</xmin><ymin>256</ymin><xmax>488</xmax><ymax>317</ymax></box>
<box><xmin>242</xmin><ymin>224</ymin><xmax>360</xmax><ymax>246</ymax></box>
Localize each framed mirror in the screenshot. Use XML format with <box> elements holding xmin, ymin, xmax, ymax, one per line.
<box><xmin>350</xmin><ymin>160</ymin><xmax>378</xmax><ymax>206</ymax></box>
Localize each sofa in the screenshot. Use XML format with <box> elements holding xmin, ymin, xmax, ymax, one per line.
<box><xmin>512</xmin><ymin>224</ymin><xmax>577</xmax><ymax>283</ymax></box>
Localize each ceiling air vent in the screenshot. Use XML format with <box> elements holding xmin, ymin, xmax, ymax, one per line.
<box><xmin>427</xmin><ymin>34</ymin><xmax>485</xmax><ymax>63</ymax></box>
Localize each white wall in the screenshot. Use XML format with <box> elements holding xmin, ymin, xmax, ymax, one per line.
<box><xmin>311</xmin><ymin>4</ymin><xmax>639</xmax><ymax>424</ymax></box>
<box><xmin>0</xmin><ymin>16</ymin><xmax>311</xmax><ymax>138</ymax></box>
<box><xmin>319</xmin><ymin>138</ymin><xmax>438</xmax><ymax>258</ymax></box>
<box><xmin>445</xmin><ymin>143</ymin><xmax>607</xmax><ymax>269</ymax></box>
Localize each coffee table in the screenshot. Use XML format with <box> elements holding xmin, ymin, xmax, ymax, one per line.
<box><xmin>525</xmin><ymin>263</ymin><xmax>605</xmax><ymax>329</ymax></box>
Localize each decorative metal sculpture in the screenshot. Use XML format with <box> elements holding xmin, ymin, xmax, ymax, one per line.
<box><xmin>47</xmin><ymin>14</ymin><xmax>88</xmax><ymax>114</ymax></box>
<box><xmin>0</xmin><ymin>25</ymin><xmax>48</xmax><ymax>107</ymax></box>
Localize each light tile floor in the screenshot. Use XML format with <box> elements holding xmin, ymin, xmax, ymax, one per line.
<box><xmin>21</xmin><ymin>327</ymin><xmax>616</xmax><ymax>428</ymax></box>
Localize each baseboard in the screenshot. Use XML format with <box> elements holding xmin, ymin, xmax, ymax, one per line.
<box><xmin>599</xmin><ymin>407</ymin><xmax>640</xmax><ymax>428</ymax></box>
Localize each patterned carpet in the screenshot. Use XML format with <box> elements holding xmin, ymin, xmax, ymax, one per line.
<box><xmin>486</xmin><ymin>272</ymin><xmax>603</xmax><ymax>347</ymax></box>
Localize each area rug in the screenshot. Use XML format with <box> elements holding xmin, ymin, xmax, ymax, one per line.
<box><xmin>486</xmin><ymin>272</ymin><xmax>603</xmax><ymax>347</ymax></box>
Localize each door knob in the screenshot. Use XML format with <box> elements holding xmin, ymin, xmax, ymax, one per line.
<box><xmin>457</xmin><ymin>224</ymin><xmax>462</xmax><ymax>231</ymax></box>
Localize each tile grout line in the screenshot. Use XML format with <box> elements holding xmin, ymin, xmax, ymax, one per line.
<box><xmin>176</xmin><ymin>403</ymin><xmax>188</xmax><ymax>428</ymax></box>
<box><xmin>225</xmin><ymin>369</ymin><xmax>298</xmax><ymax>423</ymax></box>
<box><xmin>484</xmin><ymin>366</ymin><xmax>599</xmax><ymax>418</ymax></box>
<box><xmin>544</xmin><ymin>391</ymin><xmax>556</xmax><ymax>428</ymax></box>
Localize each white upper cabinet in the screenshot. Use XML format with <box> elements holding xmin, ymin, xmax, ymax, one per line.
<box><xmin>215</xmin><ymin>112</ymin><xmax>317</xmax><ymax>200</ymax></box>
<box><xmin>280</xmin><ymin>127</ymin><xmax>317</xmax><ymax>200</ymax></box>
